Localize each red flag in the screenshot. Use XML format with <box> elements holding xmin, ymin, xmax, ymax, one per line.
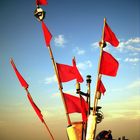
<box><xmin>36</xmin><ymin>0</ymin><xmax>48</xmax><ymax>5</ymax></box>
<box><xmin>80</xmin><ymin>95</ymin><xmax>88</xmax><ymax>122</ymax></box>
<box><xmin>97</xmin><ymin>80</ymin><xmax>106</xmax><ymax>95</ymax></box>
<box><xmin>56</xmin><ymin>61</ymin><xmax>83</xmax><ymax>83</ymax></box>
<box><xmin>72</xmin><ymin>58</ymin><xmax>84</xmax><ymax>83</ymax></box>
<box><xmin>63</xmin><ymin>93</ymin><xmax>88</xmax><ymax>122</ymax></box>
<box><xmin>99</xmin><ymin>51</ymin><xmax>119</xmax><ymax>77</ymax></box>
<box><xmin>10</xmin><ymin>59</ymin><xmax>29</xmax><ymax>89</ymax></box>
<box><xmin>42</xmin><ymin>21</ymin><xmax>52</xmax><ymax>47</ymax></box>
<box><xmin>27</xmin><ymin>93</ymin><xmax>44</xmax><ymax>123</ymax></box>
<box><xmin>104</xmin><ymin>22</ymin><xmax>119</xmax><ymax>47</ymax></box>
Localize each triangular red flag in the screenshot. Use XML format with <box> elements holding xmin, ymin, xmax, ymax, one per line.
<box><xmin>10</xmin><ymin>59</ymin><xmax>29</xmax><ymax>89</ymax></box>
<box><xmin>56</xmin><ymin>62</ymin><xmax>83</xmax><ymax>83</ymax></box>
<box><xmin>27</xmin><ymin>93</ymin><xmax>44</xmax><ymax>123</ymax></box>
<box><xmin>80</xmin><ymin>95</ymin><xmax>88</xmax><ymax>122</ymax></box>
<box><xmin>99</xmin><ymin>51</ymin><xmax>119</xmax><ymax>77</ymax></box>
<box><xmin>72</xmin><ymin>58</ymin><xmax>84</xmax><ymax>83</ymax></box>
<box><xmin>42</xmin><ymin>21</ymin><xmax>52</xmax><ymax>47</ymax></box>
<box><xmin>104</xmin><ymin>22</ymin><xmax>119</xmax><ymax>47</ymax></box>
<box><xmin>63</xmin><ymin>93</ymin><xmax>88</xmax><ymax>122</ymax></box>
<box><xmin>97</xmin><ymin>79</ymin><xmax>106</xmax><ymax>95</ymax></box>
<box><xmin>36</xmin><ymin>0</ymin><xmax>48</xmax><ymax>5</ymax></box>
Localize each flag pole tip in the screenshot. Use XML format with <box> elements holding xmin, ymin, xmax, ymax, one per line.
<box><xmin>10</xmin><ymin>58</ymin><xmax>13</xmax><ymax>62</ymax></box>
<box><xmin>104</xmin><ymin>18</ymin><xmax>106</xmax><ymax>23</ymax></box>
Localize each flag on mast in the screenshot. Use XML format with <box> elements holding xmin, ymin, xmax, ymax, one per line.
<box><xmin>97</xmin><ymin>79</ymin><xmax>106</xmax><ymax>95</ymax></box>
<box><xmin>99</xmin><ymin>51</ymin><xmax>119</xmax><ymax>77</ymax></box>
<box><xmin>36</xmin><ymin>0</ymin><xmax>48</xmax><ymax>5</ymax></box>
<box><xmin>63</xmin><ymin>93</ymin><xmax>88</xmax><ymax>122</ymax></box>
<box><xmin>56</xmin><ymin>59</ymin><xmax>83</xmax><ymax>83</ymax></box>
<box><xmin>10</xmin><ymin>58</ymin><xmax>29</xmax><ymax>89</ymax></box>
<box><xmin>42</xmin><ymin>21</ymin><xmax>52</xmax><ymax>47</ymax></box>
<box><xmin>104</xmin><ymin>22</ymin><xmax>119</xmax><ymax>47</ymax></box>
<box><xmin>27</xmin><ymin>93</ymin><xmax>44</xmax><ymax>122</ymax></box>
<box><xmin>10</xmin><ymin>58</ymin><xmax>44</xmax><ymax>122</ymax></box>
<box><xmin>72</xmin><ymin>58</ymin><xmax>84</xmax><ymax>83</ymax></box>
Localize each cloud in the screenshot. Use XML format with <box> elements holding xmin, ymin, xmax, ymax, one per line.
<box><xmin>73</xmin><ymin>47</ymin><xmax>85</xmax><ymax>55</ymax></box>
<box><xmin>44</xmin><ymin>75</ymin><xmax>57</xmax><ymax>84</ymax></box>
<box><xmin>124</xmin><ymin>57</ymin><xmax>140</xmax><ymax>63</ymax></box>
<box><xmin>108</xmin><ymin>80</ymin><xmax>140</xmax><ymax>94</ymax></box>
<box><xmin>91</xmin><ymin>42</ymin><xmax>99</xmax><ymax>49</ymax></box>
<box><xmin>54</xmin><ymin>35</ymin><xmax>66</xmax><ymax>47</ymax></box>
<box><xmin>77</xmin><ymin>60</ymin><xmax>92</xmax><ymax>70</ymax></box>
<box><xmin>91</xmin><ymin>37</ymin><xmax>140</xmax><ymax>54</ymax></box>
<box><xmin>104</xmin><ymin>95</ymin><xmax>140</xmax><ymax>120</ymax></box>
<box><xmin>117</xmin><ymin>37</ymin><xmax>140</xmax><ymax>52</ymax></box>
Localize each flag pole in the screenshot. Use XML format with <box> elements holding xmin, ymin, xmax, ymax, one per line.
<box><xmin>24</xmin><ymin>88</ymin><xmax>55</xmax><ymax>140</ymax></box>
<box><xmin>47</xmin><ymin>46</ymin><xmax>72</xmax><ymax>126</ymax></box>
<box><xmin>91</xmin><ymin>18</ymin><xmax>106</xmax><ymax>139</ymax></box>
<box><xmin>93</xmin><ymin>18</ymin><xmax>106</xmax><ymax>115</ymax></box>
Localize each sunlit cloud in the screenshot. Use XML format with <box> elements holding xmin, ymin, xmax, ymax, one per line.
<box><xmin>109</xmin><ymin>80</ymin><xmax>140</xmax><ymax>93</ymax></box>
<box><xmin>54</xmin><ymin>34</ymin><xmax>66</xmax><ymax>47</ymax></box>
<box><xmin>44</xmin><ymin>75</ymin><xmax>57</xmax><ymax>84</ymax></box>
<box><xmin>104</xmin><ymin>95</ymin><xmax>140</xmax><ymax>120</ymax></box>
<box><xmin>77</xmin><ymin>60</ymin><xmax>92</xmax><ymax>70</ymax></box>
<box><xmin>73</xmin><ymin>47</ymin><xmax>85</xmax><ymax>55</ymax></box>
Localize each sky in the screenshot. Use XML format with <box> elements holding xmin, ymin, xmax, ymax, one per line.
<box><xmin>0</xmin><ymin>0</ymin><xmax>140</xmax><ymax>140</ymax></box>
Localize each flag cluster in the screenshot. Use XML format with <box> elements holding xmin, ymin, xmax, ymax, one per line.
<box><xmin>11</xmin><ymin>1</ymin><xmax>120</xmax><ymax>136</ymax></box>
<box><xmin>40</xmin><ymin>12</ymin><xmax>87</xmax><ymax>123</ymax></box>
<box><xmin>96</xmin><ymin>20</ymin><xmax>119</xmax><ymax>96</ymax></box>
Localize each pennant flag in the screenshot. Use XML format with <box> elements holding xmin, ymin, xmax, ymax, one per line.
<box><xmin>97</xmin><ymin>79</ymin><xmax>106</xmax><ymax>95</ymax></box>
<box><xmin>27</xmin><ymin>93</ymin><xmax>44</xmax><ymax>123</ymax></box>
<box><xmin>36</xmin><ymin>0</ymin><xmax>48</xmax><ymax>5</ymax></box>
<box><xmin>104</xmin><ymin>22</ymin><xmax>119</xmax><ymax>47</ymax></box>
<box><xmin>99</xmin><ymin>51</ymin><xmax>119</xmax><ymax>77</ymax></box>
<box><xmin>42</xmin><ymin>21</ymin><xmax>52</xmax><ymax>47</ymax></box>
<box><xmin>56</xmin><ymin>61</ymin><xmax>83</xmax><ymax>83</ymax></box>
<box><xmin>63</xmin><ymin>93</ymin><xmax>88</xmax><ymax>122</ymax></box>
<box><xmin>72</xmin><ymin>58</ymin><xmax>84</xmax><ymax>83</ymax></box>
<box><xmin>10</xmin><ymin>58</ymin><xmax>29</xmax><ymax>89</ymax></box>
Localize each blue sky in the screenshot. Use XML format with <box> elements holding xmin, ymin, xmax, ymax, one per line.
<box><xmin>0</xmin><ymin>0</ymin><xmax>140</xmax><ymax>140</ymax></box>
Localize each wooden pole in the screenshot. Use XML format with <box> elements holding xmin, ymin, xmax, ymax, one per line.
<box><xmin>93</xmin><ymin>18</ymin><xmax>106</xmax><ymax>114</ymax></box>
<box><xmin>24</xmin><ymin>88</ymin><xmax>55</xmax><ymax>140</ymax></box>
<box><xmin>43</xmin><ymin>121</ymin><xmax>55</xmax><ymax>140</ymax></box>
<box><xmin>92</xmin><ymin>18</ymin><xmax>106</xmax><ymax>140</ymax></box>
<box><xmin>47</xmin><ymin>46</ymin><xmax>71</xmax><ymax>125</ymax></box>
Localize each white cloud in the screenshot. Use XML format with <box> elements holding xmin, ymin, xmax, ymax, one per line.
<box><xmin>73</xmin><ymin>47</ymin><xmax>85</xmax><ymax>55</ymax></box>
<box><xmin>54</xmin><ymin>35</ymin><xmax>66</xmax><ymax>47</ymax></box>
<box><xmin>125</xmin><ymin>37</ymin><xmax>140</xmax><ymax>44</ymax></box>
<box><xmin>77</xmin><ymin>60</ymin><xmax>92</xmax><ymax>70</ymax></box>
<box><xmin>124</xmin><ymin>57</ymin><xmax>140</xmax><ymax>63</ymax></box>
<box><xmin>117</xmin><ymin>37</ymin><xmax>140</xmax><ymax>52</ymax></box>
<box><xmin>91</xmin><ymin>42</ymin><xmax>99</xmax><ymax>48</ymax></box>
<box><xmin>44</xmin><ymin>75</ymin><xmax>57</xmax><ymax>84</ymax></box>
<box><xmin>91</xmin><ymin>37</ymin><xmax>140</xmax><ymax>53</ymax></box>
